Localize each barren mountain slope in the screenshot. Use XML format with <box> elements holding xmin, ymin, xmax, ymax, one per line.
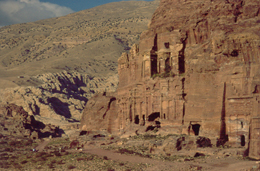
<box><xmin>0</xmin><ymin>0</ymin><xmax>159</xmax><ymax>89</ymax></box>
<box><xmin>0</xmin><ymin>1</ymin><xmax>159</xmax><ymax>127</ymax></box>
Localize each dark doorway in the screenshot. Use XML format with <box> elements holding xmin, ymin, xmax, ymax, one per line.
<box><xmin>165</xmin><ymin>57</ymin><xmax>171</xmax><ymax>73</ymax></box>
<box><xmin>155</xmin><ymin>121</ymin><xmax>161</xmax><ymax>128</ymax></box>
<box><xmin>129</xmin><ymin>104</ymin><xmax>132</xmax><ymax>122</ymax></box>
<box><xmin>178</xmin><ymin>41</ymin><xmax>185</xmax><ymax>74</ymax></box>
<box><xmin>148</xmin><ymin>112</ymin><xmax>160</xmax><ymax>121</ymax></box>
<box><xmin>134</xmin><ymin>115</ymin><xmax>140</xmax><ymax>124</ymax></box>
<box><xmin>140</xmin><ymin>115</ymin><xmax>145</xmax><ymax>126</ymax></box>
<box><xmin>192</xmin><ymin>124</ymin><xmax>201</xmax><ymax>136</ymax></box>
<box><xmin>178</xmin><ymin>55</ymin><xmax>185</xmax><ymax>74</ymax></box>
<box><xmin>151</xmin><ymin>55</ymin><xmax>158</xmax><ymax>75</ymax></box>
<box><xmin>164</xmin><ymin>42</ymin><xmax>170</xmax><ymax>49</ymax></box>
<box><xmin>241</xmin><ymin>135</ymin><xmax>245</xmax><ymax>146</ymax></box>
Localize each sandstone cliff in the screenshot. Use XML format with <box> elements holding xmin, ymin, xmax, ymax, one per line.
<box><xmin>81</xmin><ymin>0</ymin><xmax>260</xmax><ymax>159</ymax></box>
<box><xmin>80</xmin><ymin>92</ymin><xmax>118</xmax><ymax>133</ymax></box>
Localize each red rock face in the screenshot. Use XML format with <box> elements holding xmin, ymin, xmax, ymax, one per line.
<box><xmin>80</xmin><ymin>0</ymin><xmax>260</xmax><ymax>159</ymax></box>
<box><xmin>80</xmin><ymin>92</ymin><xmax>118</xmax><ymax>133</ymax></box>
<box><xmin>116</xmin><ymin>0</ymin><xmax>260</xmax><ymax>159</ymax></box>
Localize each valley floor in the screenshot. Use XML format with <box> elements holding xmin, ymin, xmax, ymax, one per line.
<box><xmin>0</xmin><ymin>133</ymin><xmax>259</xmax><ymax>171</ymax></box>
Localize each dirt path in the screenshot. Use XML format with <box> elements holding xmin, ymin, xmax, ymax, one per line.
<box><xmin>35</xmin><ymin>139</ymin><xmax>52</xmax><ymax>152</ymax></box>
<box><xmin>81</xmin><ymin>146</ymin><xmax>258</xmax><ymax>171</ymax></box>
<box><xmin>206</xmin><ymin>159</ymin><xmax>258</xmax><ymax>171</ymax></box>
<box><xmin>35</xmin><ymin>140</ymin><xmax>258</xmax><ymax>171</ymax></box>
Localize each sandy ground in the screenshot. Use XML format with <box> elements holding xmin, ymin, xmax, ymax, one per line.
<box><xmin>82</xmin><ymin>146</ymin><xmax>258</xmax><ymax>171</ymax></box>
<box><xmin>34</xmin><ymin>138</ymin><xmax>259</xmax><ymax>171</ymax></box>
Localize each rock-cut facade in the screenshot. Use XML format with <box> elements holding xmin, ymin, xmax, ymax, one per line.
<box><xmin>81</xmin><ymin>0</ymin><xmax>260</xmax><ymax>159</ymax></box>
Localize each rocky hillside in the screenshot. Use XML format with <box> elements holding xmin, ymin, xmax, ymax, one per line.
<box><xmin>0</xmin><ymin>0</ymin><xmax>159</xmax><ymax>89</ymax></box>
<box><xmin>0</xmin><ymin>103</ymin><xmax>60</xmax><ymax>139</ymax></box>
<box><xmin>0</xmin><ymin>71</ymin><xmax>118</xmax><ymax>125</ymax></box>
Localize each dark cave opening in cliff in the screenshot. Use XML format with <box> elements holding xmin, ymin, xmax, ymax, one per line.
<box><xmin>192</xmin><ymin>124</ymin><xmax>201</xmax><ymax>136</ymax></box>
<box><xmin>178</xmin><ymin>55</ymin><xmax>185</xmax><ymax>74</ymax></box>
<box><xmin>134</xmin><ymin>115</ymin><xmax>140</xmax><ymax>124</ymax></box>
<box><xmin>155</xmin><ymin>121</ymin><xmax>161</xmax><ymax>128</ymax></box>
<box><xmin>178</xmin><ymin>37</ymin><xmax>186</xmax><ymax>74</ymax></box>
<box><xmin>241</xmin><ymin>135</ymin><xmax>245</xmax><ymax>146</ymax></box>
<box><xmin>148</xmin><ymin>112</ymin><xmax>160</xmax><ymax>121</ymax></box>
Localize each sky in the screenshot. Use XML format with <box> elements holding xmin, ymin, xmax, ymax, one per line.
<box><xmin>0</xmin><ymin>0</ymin><xmax>153</xmax><ymax>27</ymax></box>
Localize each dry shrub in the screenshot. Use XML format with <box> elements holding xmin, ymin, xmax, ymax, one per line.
<box><xmin>107</xmin><ymin>169</ymin><xmax>115</xmax><ymax>171</ymax></box>
<box><xmin>0</xmin><ymin>156</ymin><xmax>8</xmax><ymax>160</ymax></box>
<box><xmin>86</xmin><ymin>155</ymin><xmax>94</xmax><ymax>161</ymax></box>
<box><xmin>21</xmin><ymin>160</ymin><xmax>28</xmax><ymax>164</ymax></box>
<box><xmin>57</xmin><ymin>160</ymin><xmax>65</xmax><ymax>165</ymax></box>
<box><xmin>13</xmin><ymin>163</ymin><xmax>22</xmax><ymax>169</ymax></box>
<box><xmin>50</xmin><ymin>159</ymin><xmax>56</xmax><ymax>164</ymax></box>
<box><xmin>119</xmin><ymin>162</ymin><xmax>125</xmax><ymax>166</ymax></box>
<box><xmin>76</xmin><ymin>157</ymin><xmax>85</xmax><ymax>161</ymax></box>
<box><xmin>48</xmin><ymin>163</ymin><xmax>55</xmax><ymax>169</ymax></box>
<box><xmin>53</xmin><ymin>151</ymin><xmax>61</xmax><ymax>156</ymax></box>
<box><xmin>68</xmin><ymin>165</ymin><xmax>76</xmax><ymax>170</ymax></box>
<box><xmin>36</xmin><ymin>152</ymin><xmax>47</xmax><ymax>157</ymax></box>
<box><xmin>0</xmin><ymin>161</ymin><xmax>10</xmax><ymax>169</ymax></box>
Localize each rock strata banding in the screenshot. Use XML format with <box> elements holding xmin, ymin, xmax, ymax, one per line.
<box><xmin>80</xmin><ymin>0</ymin><xmax>260</xmax><ymax>159</ymax></box>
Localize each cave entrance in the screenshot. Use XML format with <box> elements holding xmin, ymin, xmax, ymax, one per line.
<box><xmin>192</xmin><ymin>124</ymin><xmax>201</xmax><ymax>136</ymax></box>
<box><xmin>134</xmin><ymin>115</ymin><xmax>140</xmax><ymax>124</ymax></box>
<box><xmin>240</xmin><ymin>135</ymin><xmax>245</xmax><ymax>146</ymax></box>
<box><xmin>148</xmin><ymin>112</ymin><xmax>160</xmax><ymax>121</ymax></box>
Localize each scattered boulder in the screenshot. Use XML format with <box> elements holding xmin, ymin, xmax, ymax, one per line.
<box><xmin>196</xmin><ymin>137</ymin><xmax>212</xmax><ymax>148</ymax></box>
<box><xmin>194</xmin><ymin>152</ymin><xmax>206</xmax><ymax>158</ymax></box>
<box><xmin>80</xmin><ymin>92</ymin><xmax>119</xmax><ymax>134</ymax></box>
<box><xmin>69</xmin><ymin>140</ymin><xmax>80</xmax><ymax>149</ymax></box>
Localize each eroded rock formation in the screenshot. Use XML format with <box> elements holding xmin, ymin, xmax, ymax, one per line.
<box><xmin>0</xmin><ymin>71</ymin><xmax>118</xmax><ymax>124</ymax></box>
<box><xmin>81</xmin><ymin>0</ymin><xmax>260</xmax><ymax>159</ymax></box>
<box><xmin>0</xmin><ymin>104</ymin><xmax>61</xmax><ymax>139</ymax></box>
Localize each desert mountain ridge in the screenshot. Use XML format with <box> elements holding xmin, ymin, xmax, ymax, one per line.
<box><xmin>0</xmin><ymin>0</ymin><xmax>159</xmax><ymax>127</ymax></box>
<box><xmin>0</xmin><ymin>0</ymin><xmax>159</xmax><ymax>89</ymax></box>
